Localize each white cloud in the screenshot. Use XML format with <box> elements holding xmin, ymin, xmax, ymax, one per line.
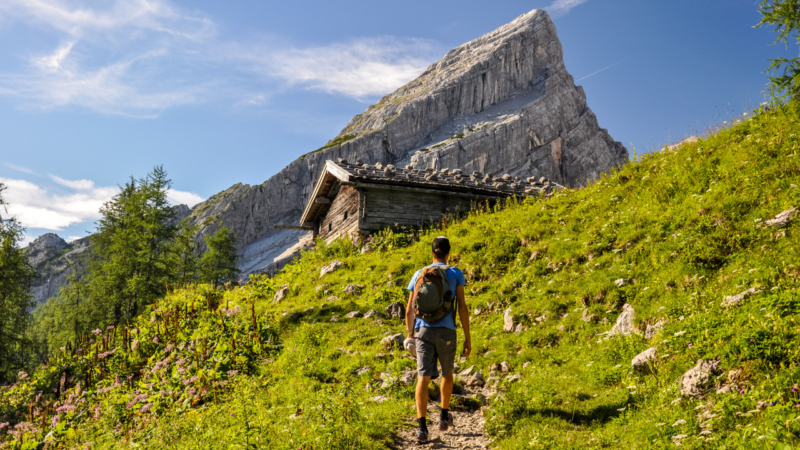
<box><xmin>66</xmin><ymin>235</ymin><xmax>82</xmax><ymax>242</ymax></box>
<box><xmin>49</xmin><ymin>174</ymin><xmax>94</xmax><ymax>190</ymax></box>
<box><xmin>545</xmin><ymin>0</ymin><xmax>591</xmax><ymax>17</ymax></box>
<box><xmin>0</xmin><ymin>177</ymin><xmax>116</xmax><ymax>230</ymax></box>
<box><xmin>0</xmin><ymin>176</ymin><xmax>205</xmax><ymax>230</ymax></box>
<box><xmin>167</xmin><ymin>189</ymin><xmax>203</xmax><ymax>207</ymax></box>
<box><xmin>0</xmin><ymin>0</ymin><xmax>441</xmax><ymax>115</ymax></box>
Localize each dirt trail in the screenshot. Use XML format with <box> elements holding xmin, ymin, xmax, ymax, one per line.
<box><xmin>393</xmin><ymin>401</ymin><xmax>489</xmax><ymax>449</ymax></box>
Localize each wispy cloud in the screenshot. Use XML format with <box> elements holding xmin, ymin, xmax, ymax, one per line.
<box><xmin>3</xmin><ymin>162</ymin><xmax>38</xmax><ymax>175</ymax></box>
<box><xmin>0</xmin><ymin>176</ymin><xmax>204</xmax><ymax>230</ymax></box>
<box><xmin>0</xmin><ymin>0</ymin><xmax>441</xmax><ymax>115</ymax></box>
<box><xmin>259</xmin><ymin>37</ymin><xmax>440</xmax><ymax>99</ymax></box>
<box><xmin>49</xmin><ymin>174</ymin><xmax>94</xmax><ymax>190</ymax></box>
<box><xmin>545</xmin><ymin>0</ymin><xmax>592</xmax><ymax>17</ymax></box>
<box><xmin>577</xmin><ymin>59</ymin><xmax>628</xmax><ymax>81</ymax></box>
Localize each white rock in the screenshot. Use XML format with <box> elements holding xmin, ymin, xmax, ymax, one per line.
<box><xmin>763</xmin><ymin>207</ymin><xmax>797</xmax><ymax>228</ymax></box>
<box><xmin>273</xmin><ymin>287</ymin><xmax>289</xmax><ymax>303</ymax></box>
<box><xmin>680</xmin><ymin>359</ymin><xmax>719</xmax><ymax>399</ymax></box>
<box><xmin>609</xmin><ymin>303</ymin><xmax>638</xmax><ymax>336</ymax></box>
<box><xmin>632</xmin><ymin>347</ymin><xmax>657</xmax><ymax>374</ymax></box>
<box><xmin>645</xmin><ymin>320</ymin><xmax>665</xmax><ymax>340</ymax></box>
<box><xmin>344</xmin><ymin>311</ymin><xmax>362</xmax><ymax>319</ymax></box>
<box><xmin>614</xmin><ymin>278</ymin><xmax>626</xmax><ymax>288</ymax></box>
<box><xmin>721</xmin><ymin>287</ymin><xmax>761</xmax><ymax>308</ymax></box>
<box><xmin>381</xmin><ymin>333</ymin><xmax>404</xmax><ymax>349</ymax></box>
<box><xmin>503</xmin><ymin>308</ymin><xmax>515</xmax><ymax>332</ymax></box>
<box><xmin>384</xmin><ymin>301</ymin><xmax>406</xmax><ymax>319</ymax></box>
<box><xmin>363</xmin><ymin>309</ymin><xmax>383</xmax><ymax>319</ymax></box>
<box><xmin>320</xmin><ymin>259</ymin><xmax>344</xmax><ymax>278</ymax></box>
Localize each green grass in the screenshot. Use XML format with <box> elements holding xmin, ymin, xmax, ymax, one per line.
<box><xmin>5</xmin><ymin>102</ymin><xmax>800</xmax><ymax>449</ymax></box>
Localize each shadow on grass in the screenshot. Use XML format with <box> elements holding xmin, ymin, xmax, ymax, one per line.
<box><xmin>519</xmin><ymin>403</ymin><xmax>624</xmax><ymax>426</ymax></box>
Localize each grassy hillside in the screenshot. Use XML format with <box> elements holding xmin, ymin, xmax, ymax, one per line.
<box><xmin>4</xmin><ymin>102</ymin><xmax>800</xmax><ymax>449</ymax></box>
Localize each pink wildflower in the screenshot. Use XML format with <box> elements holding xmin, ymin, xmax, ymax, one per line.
<box><xmin>91</xmin><ymin>329</ymin><xmax>102</xmax><ymax>335</ymax></box>
<box><xmin>152</xmin><ymin>336</ymin><xmax>159</xmax><ymax>344</ymax></box>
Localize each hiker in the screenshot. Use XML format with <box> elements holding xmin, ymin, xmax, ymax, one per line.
<box><xmin>405</xmin><ymin>236</ymin><xmax>471</xmax><ymax>443</ymax></box>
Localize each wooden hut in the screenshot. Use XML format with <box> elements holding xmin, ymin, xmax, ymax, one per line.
<box><xmin>297</xmin><ymin>159</ymin><xmax>557</xmax><ymax>243</ymax></box>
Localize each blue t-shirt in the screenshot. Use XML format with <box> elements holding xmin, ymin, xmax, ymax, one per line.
<box><xmin>407</xmin><ymin>262</ymin><xmax>466</xmax><ymax>330</ymax></box>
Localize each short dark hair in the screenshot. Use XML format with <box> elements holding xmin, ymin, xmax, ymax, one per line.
<box><xmin>432</xmin><ymin>236</ymin><xmax>450</xmax><ymax>258</ymax></box>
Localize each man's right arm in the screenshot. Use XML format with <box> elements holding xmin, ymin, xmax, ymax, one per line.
<box><xmin>405</xmin><ymin>292</ymin><xmax>416</xmax><ymax>337</ymax></box>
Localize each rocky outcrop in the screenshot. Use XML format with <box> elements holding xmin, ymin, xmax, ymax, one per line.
<box><xmin>189</xmin><ymin>8</ymin><xmax>626</xmax><ymax>276</ymax></box>
<box><xmin>26</xmin><ymin>235</ymin><xmax>92</xmax><ymax>306</ymax></box>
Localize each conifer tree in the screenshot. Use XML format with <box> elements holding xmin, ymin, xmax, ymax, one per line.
<box><xmin>199</xmin><ymin>226</ymin><xmax>240</xmax><ymax>288</ymax></box>
<box><xmin>172</xmin><ymin>221</ymin><xmax>200</xmax><ymax>286</ymax></box>
<box><xmin>758</xmin><ymin>0</ymin><xmax>800</xmax><ymax>99</ymax></box>
<box><xmin>0</xmin><ymin>183</ymin><xmax>36</xmax><ymax>382</ymax></box>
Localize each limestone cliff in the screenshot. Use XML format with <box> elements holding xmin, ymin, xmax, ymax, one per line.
<box><xmin>194</xmin><ymin>9</ymin><xmax>627</xmax><ymax>275</ymax></box>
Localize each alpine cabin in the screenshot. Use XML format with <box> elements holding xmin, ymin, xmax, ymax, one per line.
<box><xmin>297</xmin><ymin>159</ymin><xmax>557</xmax><ymax>243</ymax></box>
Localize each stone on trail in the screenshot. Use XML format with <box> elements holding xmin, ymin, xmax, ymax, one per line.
<box><xmin>466</xmin><ymin>370</ymin><xmax>485</xmax><ymax>387</ymax></box>
<box><xmin>319</xmin><ymin>259</ymin><xmax>343</xmax><ymax>278</ymax></box>
<box><xmin>381</xmin><ymin>333</ymin><xmax>404</xmax><ymax>349</ymax></box>
<box><xmin>458</xmin><ymin>365</ymin><xmax>476</xmax><ymax>377</ymax></box>
<box><xmin>369</xmin><ymin>395</ymin><xmax>389</xmax><ymax>403</ymax></box>
<box><xmin>503</xmin><ymin>308</ymin><xmax>515</xmax><ymax>332</ymax></box>
<box><xmin>632</xmin><ymin>347</ymin><xmax>657</xmax><ymax>374</ymax></box>
<box><xmin>399</xmin><ymin>371</ymin><xmax>416</xmax><ymax>384</ymax></box>
<box><xmin>721</xmin><ymin>287</ymin><xmax>761</xmax><ymax>309</ymax></box>
<box><xmin>363</xmin><ymin>309</ymin><xmax>383</xmax><ymax>319</ymax></box>
<box><xmin>384</xmin><ymin>301</ymin><xmax>406</xmax><ymax>319</ymax></box>
<box><xmin>273</xmin><ymin>287</ymin><xmax>289</xmax><ymax>303</ymax></box>
<box><xmin>680</xmin><ymin>359</ymin><xmax>719</xmax><ymax>399</ymax></box>
<box><xmin>609</xmin><ymin>303</ymin><xmax>638</xmax><ymax>336</ymax></box>
<box><xmin>344</xmin><ymin>311</ymin><xmax>362</xmax><ymax>319</ymax></box>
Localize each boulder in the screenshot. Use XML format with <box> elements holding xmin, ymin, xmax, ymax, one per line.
<box><xmin>330</xmin><ymin>315</ymin><xmax>339</xmax><ymax>322</ymax></box>
<box><xmin>385</xmin><ymin>301</ymin><xmax>406</xmax><ymax>319</ymax></box>
<box><xmin>514</xmin><ymin>323</ymin><xmax>525</xmax><ymax>333</ymax></box>
<box><xmin>500</xmin><ymin>361</ymin><xmax>510</xmax><ymax>373</ymax></box>
<box><xmin>319</xmin><ymin>259</ymin><xmax>344</xmax><ymax>278</ymax></box>
<box><xmin>679</xmin><ymin>359</ymin><xmax>719</xmax><ymax>399</ymax></box>
<box><xmin>399</xmin><ymin>371</ymin><xmax>417</xmax><ymax>384</ymax></box>
<box><xmin>273</xmin><ymin>287</ymin><xmax>289</xmax><ymax>303</ymax></box>
<box><xmin>363</xmin><ymin>309</ymin><xmax>384</xmax><ymax>319</ymax></box>
<box><xmin>632</xmin><ymin>347</ymin><xmax>657</xmax><ymax>374</ymax></box>
<box><xmin>721</xmin><ymin>287</ymin><xmax>761</xmax><ymax>309</ymax></box>
<box><xmin>763</xmin><ymin>207</ymin><xmax>797</xmax><ymax>228</ymax></box>
<box><xmin>716</xmin><ymin>369</ymin><xmax>744</xmax><ymax>394</ymax></box>
<box><xmin>342</xmin><ymin>284</ymin><xmax>362</xmax><ymax>295</ymax></box>
<box><xmin>644</xmin><ymin>320</ymin><xmax>665</xmax><ymax>340</ymax></box>
<box><xmin>326</xmin><ymin>295</ymin><xmax>339</xmax><ymax>302</ymax></box>
<box><xmin>609</xmin><ymin>303</ymin><xmax>638</xmax><ymax>336</ymax></box>
<box><xmin>344</xmin><ymin>311</ymin><xmax>362</xmax><ymax>319</ymax></box>
<box><xmin>381</xmin><ymin>333</ymin><xmax>404</xmax><ymax>349</ymax></box>
<box><xmin>458</xmin><ymin>365</ymin><xmax>476</xmax><ymax>377</ymax></box>
<box><xmin>614</xmin><ymin>278</ymin><xmax>626</xmax><ymax>288</ymax></box>
<box><xmin>315</xmin><ymin>284</ymin><xmax>329</xmax><ymax>295</ymax></box>
<box><xmin>503</xmin><ymin>308</ymin><xmax>515</xmax><ymax>332</ymax></box>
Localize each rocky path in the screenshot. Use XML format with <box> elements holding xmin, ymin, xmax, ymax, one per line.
<box><xmin>393</xmin><ymin>402</ymin><xmax>489</xmax><ymax>449</ymax></box>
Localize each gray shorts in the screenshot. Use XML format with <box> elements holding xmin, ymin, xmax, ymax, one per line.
<box><xmin>415</xmin><ymin>327</ymin><xmax>457</xmax><ymax>379</ymax></box>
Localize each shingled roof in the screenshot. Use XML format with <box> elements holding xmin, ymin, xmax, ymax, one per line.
<box><xmin>299</xmin><ymin>159</ymin><xmax>560</xmax><ymax>226</ymax></box>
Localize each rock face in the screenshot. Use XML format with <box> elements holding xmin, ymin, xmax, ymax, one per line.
<box><xmin>188</xmin><ymin>8</ymin><xmax>626</xmax><ymax>276</ymax></box>
<box><xmin>26</xmin><ymin>235</ymin><xmax>92</xmax><ymax>306</ymax></box>
<box><xmin>609</xmin><ymin>303</ymin><xmax>637</xmax><ymax>336</ymax></box>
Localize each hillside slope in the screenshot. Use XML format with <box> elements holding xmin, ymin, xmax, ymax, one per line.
<box><xmin>4</xmin><ymin>103</ymin><xmax>800</xmax><ymax>449</ymax></box>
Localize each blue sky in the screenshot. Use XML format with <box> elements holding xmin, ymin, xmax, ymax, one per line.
<box><xmin>0</xmin><ymin>0</ymin><xmax>793</xmax><ymax>245</ymax></box>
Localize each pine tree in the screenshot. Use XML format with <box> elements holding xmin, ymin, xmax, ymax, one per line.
<box><xmin>172</xmin><ymin>220</ymin><xmax>200</xmax><ymax>286</ymax></box>
<box><xmin>0</xmin><ymin>183</ymin><xmax>36</xmax><ymax>383</ymax></box>
<box><xmin>199</xmin><ymin>226</ymin><xmax>240</xmax><ymax>288</ymax></box>
<box><xmin>758</xmin><ymin>0</ymin><xmax>800</xmax><ymax>99</ymax></box>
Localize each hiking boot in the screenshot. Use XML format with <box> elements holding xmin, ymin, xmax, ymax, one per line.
<box><xmin>415</xmin><ymin>426</ymin><xmax>428</xmax><ymax>442</ymax></box>
<box><xmin>438</xmin><ymin>411</ymin><xmax>454</xmax><ymax>431</ymax></box>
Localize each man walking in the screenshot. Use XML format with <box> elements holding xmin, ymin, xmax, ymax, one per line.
<box><xmin>405</xmin><ymin>236</ymin><xmax>471</xmax><ymax>442</ymax></box>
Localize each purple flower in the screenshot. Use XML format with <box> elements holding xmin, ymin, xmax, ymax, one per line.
<box><xmin>750</xmin><ymin>338</ymin><xmax>754</xmax><ymax>342</ymax></box>
<box><xmin>17</xmin><ymin>371</ymin><xmax>28</xmax><ymax>380</ymax></box>
<box><xmin>687</xmin><ymin>343</ymin><xmax>693</xmax><ymax>348</ymax></box>
<box><xmin>792</xmin><ymin>386</ymin><xmax>798</xmax><ymax>392</ymax></box>
<box><xmin>50</xmin><ymin>415</ymin><xmax>59</xmax><ymax>427</ymax></box>
<box><xmin>152</xmin><ymin>337</ymin><xmax>159</xmax><ymax>344</ymax></box>
<box><xmin>131</xmin><ymin>340</ymin><xmax>139</xmax><ymax>350</ymax></box>
<box><xmin>182</xmin><ymin>376</ymin><xmax>199</xmax><ymax>386</ymax></box>
<box><xmin>140</xmin><ymin>403</ymin><xmax>152</xmax><ymax>413</ymax></box>
<box><xmin>106</xmin><ymin>325</ymin><xmax>115</xmax><ymax>331</ymax></box>
<box><xmin>88</xmin><ymin>339</ymin><xmax>95</xmax><ymax>345</ymax></box>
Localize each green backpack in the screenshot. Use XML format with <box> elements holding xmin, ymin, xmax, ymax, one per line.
<box><xmin>413</xmin><ymin>264</ymin><xmax>454</xmax><ymax>323</ymax></box>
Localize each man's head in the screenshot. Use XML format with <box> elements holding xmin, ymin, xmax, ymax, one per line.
<box><xmin>432</xmin><ymin>236</ymin><xmax>451</xmax><ymax>262</ymax></box>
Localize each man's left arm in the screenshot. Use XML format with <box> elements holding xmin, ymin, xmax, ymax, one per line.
<box><xmin>456</xmin><ymin>285</ymin><xmax>471</xmax><ymax>357</ymax></box>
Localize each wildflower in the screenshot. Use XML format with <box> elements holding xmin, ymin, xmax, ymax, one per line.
<box><xmin>140</xmin><ymin>403</ymin><xmax>152</xmax><ymax>413</ymax></box>
<box><xmin>687</xmin><ymin>343</ymin><xmax>693</xmax><ymax>348</ymax></box>
<box><xmin>92</xmin><ymin>329</ymin><xmax>102</xmax><ymax>335</ymax></box>
<box><xmin>59</xmin><ymin>346</ymin><xmax>66</xmax><ymax>351</ymax></box>
<box><xmin>164</xmin><ymin>344</ymin><xmax>175</xmax><ymax>353</ymax></box>
<box><xmin>17</xmin><ymin>371</ymin><xmax>28</xmax><ymax>380</ymax></box>
<box><xmin>106</xmin><ymin>325</ymin><xmax>115</xmax><ymax>331</ymax></box>
<box><xmin>227</xmin><ymin>370</ymin><xmax>238</xmax><ymax>377</ymax></box>
<box><xmin>182</xmin><ymin>376</ymin><xmax>199</xmax><ymax>386</ymax></box>
<box><xmin>795</xmin><ymin>405</ymin><xmax>800</xmax><ymax>408</ymax></box>
<box><xmin>750</xmin><ymin>339</ymin><xmax>754</xmax><ymax>342</ymax></box>
<box><xmin>0</xmin><ymin>423</ymin><xmax>8</xmax><ymax>430</ymax></box>
<box><xmin>50</xmin><ymin>415</ymin><xmax>59</xmax><ymax>427</ymax></box>
<box><xmin>152</xmin><ymin>336</ymin><xmax>159</xmax><ymax>344</ymax></box>
<box><xmin>793</xmin><ymin>386</ymin><xmax>798</xmax><ymax>392</ymax></box>
<box><xmin>89</xmin><ymin>339</ymin><xmax>95</xmax><ymax>345</ymax></box>
<box><xmin>131</xmin><ymin>340</ymin><xmax>139</xmax><ymax>350</ymax></box>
